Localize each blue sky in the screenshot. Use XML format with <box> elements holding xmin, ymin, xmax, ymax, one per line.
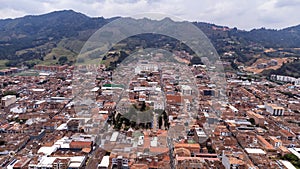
<box><xmin>0</xmin><ymin>0</ymin><xmax>300</xmax><ymax>30</ymax></box>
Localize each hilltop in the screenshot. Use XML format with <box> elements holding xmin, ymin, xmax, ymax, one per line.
<box><xmin>0</xmin><ymin>10</ymin><xmax>299</xmax><ymax>77</ymax></box>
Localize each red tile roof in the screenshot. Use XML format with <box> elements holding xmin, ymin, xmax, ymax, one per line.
<box><xmin>70</xmin><ymin>141</ymin><xmax>92</xmax><ymax>149</ymax></box>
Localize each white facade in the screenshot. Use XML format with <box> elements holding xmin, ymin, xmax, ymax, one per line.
<box><xmin>271</xmin><ymin>74</ymin><xmax>300</xmax><ymax>86</ymax></box>
<box><xmin>10</xmin><ymin>106</ymin><xmax>26</xmax><ymax>114</ymax></box>
<box><xmin>181</xmin><ymin>85</ymin><xmax>192</xmax><ymax>95</ymax></box>
<box><xmin>135</xmin><ymin>62</ymin><xmax>158</xmax><ymax>74</ymax></box>
<box><xmin>279</xmin><ymin>160</ymin><xmax>297</xmax><ymax>169</ymax></box>
<box><xmin>1</xmin><ymin>95</ymin><xmax>16</xmax><ymax>108</ymax></box>
<box><xmin>265</xmin><ymin>103</ymin><xmax>284</xmax><ymax>116</ymax></box>
<box><xmin>296</xmin><ymin>79</ymin><xmax>300</xmax><ymax>86</ymax></box>
<box><xmin>28</xmin><ymin>156</ymin><xmax>86</xmax><ymax>169</ymax></box>
<box><xmin>184</xmin><ymin>99</ymin><xmax>191</xmax><ymax>111</ymax></box>
<box><xmin>269</xmin><ymin>136</ymin><xmax>282</xmax><ymax>148</ymax></box>
<box><xmin>98</xmin><ymin>156</ymin><xmax>110</xmax><ymax>169</ymax></box>
<box><xmin>110</xmin><ymin>132</ymin><xmax>119</xmax><ymax>142</ymax></box>
<box><xmin>133</xmin><ymin>86</ymin><xmax>155</xmax><ymax>92</ymax></box>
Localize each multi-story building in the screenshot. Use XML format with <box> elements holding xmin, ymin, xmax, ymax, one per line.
<box><xmin>134</xmin><ymin>61</ymin><xmax>159</xmax><ymax>74</ymax></box>
<box><xmin>181</xmin><ymin>85</ymin><xmax>192</xmax><ymax>96</ymax></box>
<box><xmin>269</xmin><ymin>136</ymin><xmax>282</xmax><ymax>148</ymax></box>
<box><xmin>265</xmin><ymin>103</ymin><xmax>284</xmax><ymax>116</ymax></box>
<box><xmin>1</xmin><ymin>95</ymin><xmax>16</xmax><ymax>108</ymax></box>
<box><xmin>28</xmin><ymin>156</ymin><xmax>86</xmax><ymax>169</ymax></box>
<box><xmin>279</xmin><ymin>129</ymin><xmax>296</xmax><ymax>141</ymax></box>
<box><xmin>256</xmin><ymin>135</ymin><xmax>276</xmax><ymax>155</ymax></box>
<box><xmin>52</xmin><ymin>158</ymin><xmax>70</xmax><ymax>169</ymax></box>
<box><xmin>112</xmin><ymin>156</ymin><xmax>129</xmax><ymax>169</ymax></box>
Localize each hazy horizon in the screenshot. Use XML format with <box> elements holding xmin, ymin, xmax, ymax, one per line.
<box><xmin>1</xmin><ymin>0</ymin><xmax>300</xmax><ymax>31</ymax></box>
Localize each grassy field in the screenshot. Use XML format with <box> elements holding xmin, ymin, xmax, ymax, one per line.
<box><xmin>43</xmin><ymin>46</ymin><xmax>77</xmax><ymax>65</ymax></box>
<box><xmin>0</xmin><ymin>59</ymin><xmax>9</xmax><ymax>70</ymax></box>
<box><xmin>38</xmin><ymin>39</ymin><xmax>83</xmax><ymax>65</ymax></box>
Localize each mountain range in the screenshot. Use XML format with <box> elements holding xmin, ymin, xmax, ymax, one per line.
<box><xmin>0</xmin><ymin>10</ymin><xmax>299</xmax><ymax>77</ymax></box>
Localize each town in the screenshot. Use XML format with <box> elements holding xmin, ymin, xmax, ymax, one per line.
<box><xmin>0</xmin><ymin>50</ymin><xmax>300</xmax><ymax>169</ymax></box>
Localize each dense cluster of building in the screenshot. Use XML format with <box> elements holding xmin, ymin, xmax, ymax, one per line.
<box><xmin>0</xmin><ymin>52</ymin><xmax>299</xmax><ymax>169</ymax></box>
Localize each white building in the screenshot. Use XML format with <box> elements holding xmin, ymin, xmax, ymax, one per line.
<box><xmin>1</xmin><ymin>95</ymin><xmax>16</xmax><ymax>108</ymax></box>
<box><xmin>270</xmin><ymin>74</ymin><xmax>300</xmax><ymax>86</ymax></box>
<box><xmin>98</xmin><ymin>156</ymin><xmax>110</xmax><ymax>169</ymax></box>
<box><xmin>279</xmin><ymin>160</ymin><xmax>297</xmax><ymax>169</ymax></box>
<box><xmin>296</xmin><ymin>79</ymin><xmax>300</xmax><ymax>86</ymax></box>
<box><xmin>288</xmin><ymin>148</ymin><xmax>300</xmax><ymax>160</ymax></box>
<box><xmin>184</xmin><ymin>99</ymin><xmax>191</xmax><ymax>112</ymax></box>
<box><xmin>133</xmin><ymin>86</ymin><xmax>155</xmax><ymax>92</ymax></box>
<box><xmin>265</xmin><ymin>103</ymin><xmax>285</xmax><ymax>116</ymax></box>
<box><xmin>28</xmin><ymin>156</ymin><xmax>86</xmax><ymax>169</ymax></box>
<box><xmin>134</xmin><ymin>62</ymin><xmax>159</xmax><ymax>74</ymax></box>
<box><xmin>10</xmin><ymin>106</ymin><xmax>26</xmax><ymax>114</ymax></box>
<box><xmin>181</xmin><ymin>85</ymin><xmax>192</xmax><ymax>95</ymax></box>
<box><xmin>110</xmin><ymin>132</ymin><xmax>119</xmax><ymax>142</ymax></box>
<box><xmin>195</xmin><ymin>127</ymin><xmax>207</xmax><ymax>143</ymax></box>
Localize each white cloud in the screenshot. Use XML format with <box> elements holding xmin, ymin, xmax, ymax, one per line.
<box><xmin>0</xmin><ymin>0</ymin><xmax>300</xmax><ymax>30</ymax></box>
<box><xmin>0</xmin><ymin>8</ymin><xmax>27</xmax><ymax>19</ymax></box>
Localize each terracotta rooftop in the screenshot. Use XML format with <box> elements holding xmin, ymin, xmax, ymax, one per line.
<box><xmin>256</xmin><ymin>135</ymin><xmax>275</xmax><ymax>151</ymax></box>
<box><xmin>70</xmin><ymin>141</ymin><xmax>92</xmax><ymax>148</ymax></box>
<box><xmin>174</xmin><ymin>143</ymin><xmax>200</xmax><ymax>149</ymax></box>
<box><xmin>150</xmin><ymin>147</ymin><xmax>169</xmax><ymax>154</ymax></box>
<box><xmin>279</xmin><ymin>129</ymin><xmax>294</xmax><ymax>137</ymax></box>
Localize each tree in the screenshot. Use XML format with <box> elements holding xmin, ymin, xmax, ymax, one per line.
<box><xmin>190</xmin><ymin>56</ymin><xmax>204</xmax><ymax>65</ymax></box>
<box><xmin>3</xmin><ymin>90</ymin><xmax>17</xmax><ymax>96</ymax></box>
<box><xmin>130</xmin><ymin>121</ymin><xmax>136</xmax><ymax>128</ymax></box>
<box><xmin>58</xmin><ymin>56</ymin><xmax>68</xmax><ymax>65</ymax></box>
<box><xmin>158</xmin><ymin>115</ymin><xmax>163</xmax><ymax>129</ymax></box>
<box><xmin>249</xmin><ymin>118</ymin><xmax>255</xmax><ymax>125</ymax></box>
<box><xmin>140</xmin><ymin>101</ymin><xmax>146</xmax><ymax>111</ymax></box>
<box><xmin>283</xmin><ymin>153</ymin><xmax>298</xmax><ymax>161</ymax></box>
<box><xmin>5</xmin><ymin>60</ymin><xmax>19</xmax><ymax>67</ymax></box>
<box><xmin>163</xmin><ymin>111</ymin><xmax>168</xmax><ymax>122</ymax></box>
<box><xmin>282</xmin><ymin>153</ymin><xmax>300</xmax><ymax>168</ymax></box>
<box><xmin>165</xmin><ymin>122</ymin><xmax>170</xmax><ymax>129</ymax></box>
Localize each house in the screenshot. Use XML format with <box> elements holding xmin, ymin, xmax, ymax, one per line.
<box><xmin>269</xmin><ymin>136</ymin><xmax>282</xmax><ymax>148</ymax></box>
<box><xmin>11</xmin><ymin>157</ymin><xmax>31</xmax><ymax>169</ymax></box>
<box><xmin>174</xmin><ymin>143</ymin><xmax>200</xmax><ymax>154</ymax></box>
<box><xmin>181</xmin><ymin>85</ymin><xmax>192</xmax><ymax>95</ymax></box>
<box><xmin>166</xmin><ymin>94</ymin><xmax>182</xmax><ymax>105</ymax></box>
<box><xmin>222</xmin><ymin>152</ymin><xmax>245</xmax><ymax>169</ymax></box>
<box><xmin>67</xmin><ymin>119</ymin><xmax>81</xmax><ymax>132</ymax></box>
<box><xmin>1</xmin><ymin>95</ymin><xmax>16</xmax><ymax>108</ymax></box>
<box><xmin>279</xmin><ymin>129</ymin><xmax>296</xmax><ymax>141</ymax></box>
<box><xmin>265</xmin><ymin>103</ymin><xmax>285</xmax><ymax>116</ymax></box>
<box><xmin>268</xmin><ymin>59</ymin><xmax>278</xmax><ymax>66</ymax></box>
<box><xmin>257</xmin><ymin>63</ymin><xmax>267</xmax><ymax>69</ymax></box>
<box><xmin>175</xmin><ymin>157</ymin><xmax>205</xmax><ymax>168</ymax></box>
<box><xmin>256</xmin><ymin>135</ymin><xmax>276</xmax><ymax>153</ymax></box>
<box><xmin>247</xmin><ymin>111</ymin><xmax>265</xmax><ymax>126</ymax></box>
<box><xmin>70</xmin><ymin>141</ymin><xmax>93</xmax><ymax>150</ymax></box>
<box><xmin>52</xmin><ymin>158</ymin><xmax>70</xmax><ymax>169</ymax></box>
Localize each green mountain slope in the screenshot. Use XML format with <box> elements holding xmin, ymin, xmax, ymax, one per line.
<box><xmin>0</xmin><ymin>10</ymin><xmax>299</xmax><ymax>77</ymax></box>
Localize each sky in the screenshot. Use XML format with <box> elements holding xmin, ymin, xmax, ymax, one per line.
<box><xmin>0</xmin><ymin>0</ymin><xmax>300</xmax><ymax>30</ymax></box>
